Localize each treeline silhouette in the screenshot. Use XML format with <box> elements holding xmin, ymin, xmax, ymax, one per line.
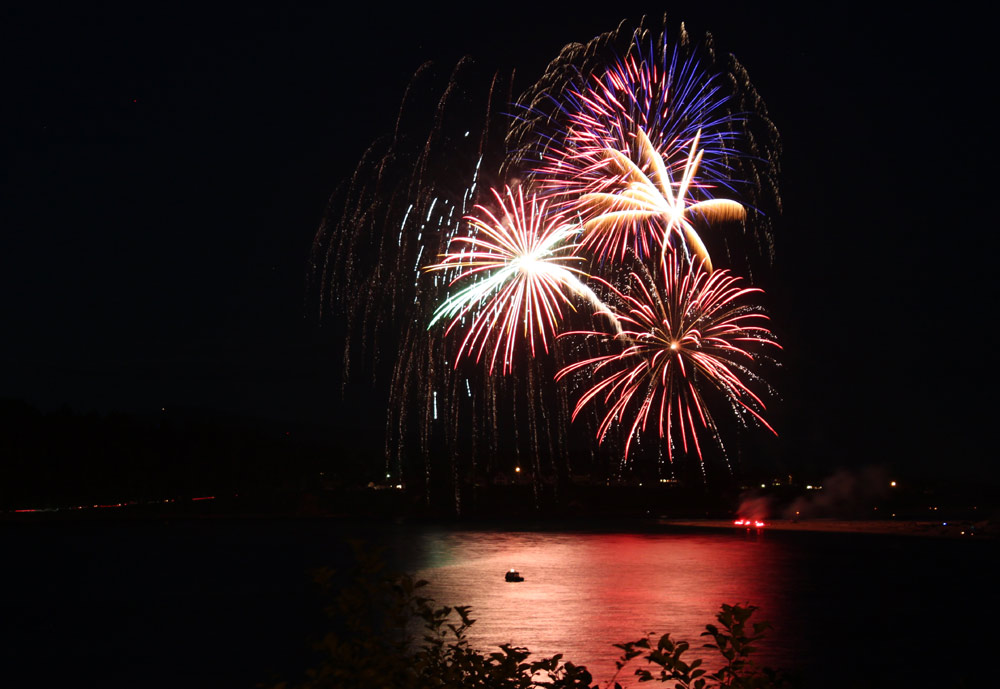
<box><xmin>0</xmin><ymin>399</ymin><xmax>363</xmax><ymax>511</ymax></box>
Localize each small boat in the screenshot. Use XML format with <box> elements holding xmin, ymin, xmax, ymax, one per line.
<box><xmin>505</xmin><ymin>569</ymin><xmax>524</xmax><ymax>582</ymax></box>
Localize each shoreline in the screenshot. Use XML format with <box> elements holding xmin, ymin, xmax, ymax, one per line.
<box><xmin>4</xmin><ymin>509</ymin><xmax>995</xmax><ymax>540</ymax></box>
<box><xmin>661</xmin><ymin>518</ymin><xmax>995</xmax><ymax>539</ymax></box>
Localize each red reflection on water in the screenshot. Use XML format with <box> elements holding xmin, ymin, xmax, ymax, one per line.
<box><xmin>415</xmin><ymin>530</ymin><xmax>792</xmax><ymax>686</ymax></box>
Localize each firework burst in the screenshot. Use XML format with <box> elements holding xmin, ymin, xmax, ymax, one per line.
<box><xmin>428</xmin><ymin>186</ymin><xmax>616</xmax><ymax>374</ymax></box>
<box><xmin>575</xmin><ymin>127</ymin><xmax>746</xmax><ymax>269</ymax></box>
<box><xmin>556</xmin><ymin>250</ymin><xmax>779</xmax><ymax>463</ymax></box>
<box><xmin>515</xmin><ymin>25</ymin><xmax>780</xmax><ymax>273</ymax></box>
<box><xmin>531</xmin><ymin>43</ymin><xmax>744</xmax><ymax>253</ymax></box>
<box><xmin>314</xmin><ymin>18</ymin><xmax>782</xmax><ymax>507</ymax></box>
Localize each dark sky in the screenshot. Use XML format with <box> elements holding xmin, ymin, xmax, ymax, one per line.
<box><xmin>0</xmin><ymin>5</ymin><xmax>991</xmax><ymax>482</ymax></box>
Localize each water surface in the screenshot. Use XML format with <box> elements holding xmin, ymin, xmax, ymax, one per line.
<box><xmin>3</xmin><ymin>519</ymin><xmax>993</xmax><ymax>688</ymax></box>
<box><xmin>410</xmin><ymin>527</ymin><xmax>797</xmax><ymax>683</ymax></box>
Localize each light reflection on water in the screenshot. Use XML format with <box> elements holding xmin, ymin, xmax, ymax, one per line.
<box><xmin>410</xmin><ymin>529</ymin><xmax>798</xmax><ymax>684</ymax></box>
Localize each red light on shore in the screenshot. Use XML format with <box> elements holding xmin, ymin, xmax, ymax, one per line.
<box><xmin>191</xmin><ymin>496</ymin><xmax>215</xmax><ymax>501</ymax></box>
<box><xmin>734</xmin><ymin>519</ymin><xmax>766</xmax><ymax>528</ymax></box>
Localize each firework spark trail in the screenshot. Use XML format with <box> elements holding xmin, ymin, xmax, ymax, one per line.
<box><xmin>427</xmin><ymin>186</ymin><xmax>621</xmax><ymax>374</ymax></box>
<box><xmin>556</xmin><ymin>251</ymin><xmax>780</xmax><ymax>463</ymax></box>
<box><xmin>309</xmin><ymin>60</ymin><xmax>534</xmax><ymax>497</ymax></box>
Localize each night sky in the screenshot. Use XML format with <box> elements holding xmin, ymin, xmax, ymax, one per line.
<box><xmin>1</xmin><ymin>5</ymin><xmax>992</xmax><ymax>484</ymax></box>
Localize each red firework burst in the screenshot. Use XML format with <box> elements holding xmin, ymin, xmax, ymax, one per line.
<box><xmin>555</xmin><ymin>251</ymin><xmax>779</xmax><ymax>461</ymax></box>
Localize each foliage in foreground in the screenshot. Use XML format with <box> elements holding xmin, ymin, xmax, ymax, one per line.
<box><xmin>265</xmin><ymin>545</ymin><xmax>794</xmax><ymax>689</ymax></box>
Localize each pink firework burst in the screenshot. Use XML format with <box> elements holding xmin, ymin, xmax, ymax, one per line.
<box><xmin>556</xmin><ymin>251</ymin><xmax>779</xmax><ymax>462</ymax></box>
<box><xmin>427</xmin><ymin>186</ymin><xmax>612</xmax><ymax>374</ymax></box>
